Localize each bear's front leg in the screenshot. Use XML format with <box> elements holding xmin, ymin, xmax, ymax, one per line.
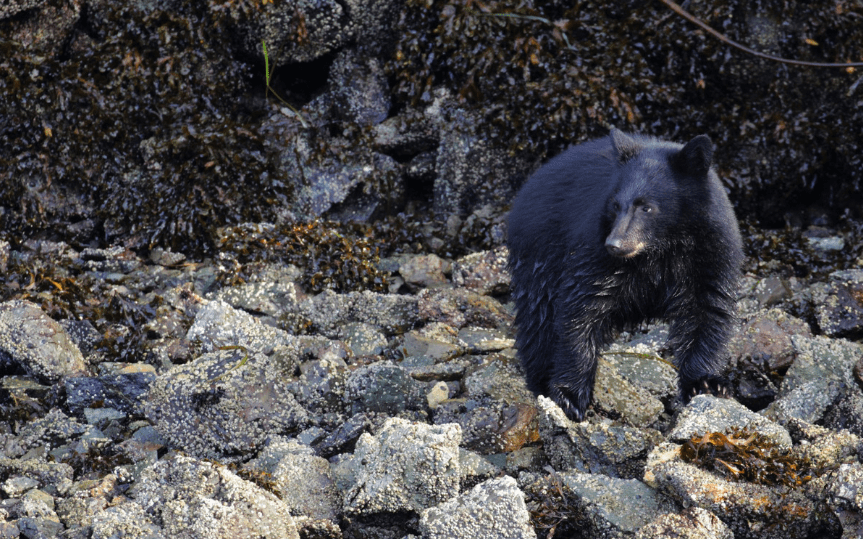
<box><xmin>668</xmin><ymin>288</ymin><xmax>736</xmax><ymax>403</ymax></box>
<box><xmin>548</xmin><ymin>317</ymin><xmax>612</xmax><ymax>421</ymax></box>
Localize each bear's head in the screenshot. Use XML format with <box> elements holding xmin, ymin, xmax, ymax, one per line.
<box><xmin>603</xmin><ymin>129</ymin><xmax>713</xmax><ymax>258</ymax></box>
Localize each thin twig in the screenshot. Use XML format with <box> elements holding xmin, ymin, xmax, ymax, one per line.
<box><xmin>658</xmin><ymin>0</ymin><xmax>863</xmax><ymax>68</ymax></box>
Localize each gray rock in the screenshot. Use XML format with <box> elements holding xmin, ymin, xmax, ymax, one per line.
<box><xmin>827</xmin><ymin>462</ymin><xmax>863</xmax><ymax>538</ymax></box>
<box><xmin>314</xmin><ymin>412</ymin><xmax>370</xmax><ymax>459</ymax></box>
<box><xmin>402</xmin><ymin>329</ymin><xmax>463</xmax><ymax>361</ymax></box>
<box><xmin>671</xmin><ymin>395</ymin><xmax>792</xmax><ymax>449</ymax></box>
<box><xmin>457</xmin><ymin>327</ymin><xmax>515</xmax><ymax>354</ymax></box>
<box><xmin>107</xmin><ymin>455</ymin><xmax>299</xmax><ymax>538</ymax></box>
<box><xmin>298</xmin><ymin>290</ymin><xmax>418</xmax><ymax>338</ymax></box>
<box><xmin>399</xmin><ymin>253</ymin><xmax>449</xmax><ymax>288</ymax></box>
<box><xmin>186</xmin><ymin>298</ymin><xmax>297</xmax><ymax>354</ymax></box>
<box><xmin>593</xmin><ymin>357</ymin><xmax>664</xmax><ymax>428</ymax></box>
<box><xmin>761</xmin><ymin>379</ymin><xmax>844</xmax><ymax>425</ymax></box>
<box><xmin>344</xmin><ymin>418</ymin><xmax>461</xmax><ymax>515</ymax></box>
<box><xmin>463</xmin><ymin>354</ymin><xmax>534</xmax><ymax>405</ymax></box>
<box><xmin>0</xmin><ymin>0</ymin><xmax>47</xmax><ymax>19</ymax></box>
<box><xmin>780</xmin><ymin>335</ymin><xmax>861</xmax><ymax>397</ymax></box>
<box><xmin>459</xmin><ymin>448</ymin><xmax>501</xmax><ymax>486</ymax></box>
<box><xmin>451</xmin><ymin>246</ymin><xmax>510</xmax><ymax>295</ymax></box>
<box><xmin>64</xmin><ymin>371</ymin><xmax>156</xmax><ymax>416</ymax></box>
<box><xmin>344</xmin><ymin>360</ymin><xmax>424</xmax><ymax>415</ymax></box>
<box><xmin>15</xmin><ymin>408</ymin><xmax>89</xmax><ymax>454</ymax></box>
<box><xmin>144</xmin><ymin>348</ymin><xmax>308</xmax><ymax>460</ymax></box>
<box><xmin>634</xmin><ymin>507</ymin><xmax>733</xmax><ymax>539</ymax></box>
<box><xmin>91</xmin><ymin>501</ymin><xmax>166</xmax><ymax>539</ymax></box>
<box><xmin>556</xmin><ymin>471</ymin><xmax>677</xmax><ymax>536</ymax></box>
<box><xmin>327</xmin><ymin>50</ymin><xmax>391</xmax><ymax>127</ymax></box>
<box><xmin>537</xmin><ymin>395</ymin><xmax>662</xmax><ymax>478</ymax></box>
<box><xmin>246</xmin><ymin>440</ymin><xmax>341</xmax><ymax>522</ymax></box>
<box><xmin>213</xmin><ymin>280</ymin><xmax>305</xmax><ymax>318</ymax></box>
<box><xmin>604</xmin><ymin>332</ymin><xmax>677</xmax><ymax>400</ymax></box>
<box><xmin>0</xmin><ymin>299</ymin><xmax>87</xmax><ymax>383</ymax></box>
<box><xmin>433</xmin><ymin>398</ymin><xmax>539</xmax><ymax>454</ymax></box>
<box><xmin>750</xmin><ymin>275</ymin><xmax>792</xmax><ymax>308</ymax></box>
<box><xmin>728</xmin><ymin>309</ymin><xmax>811</xmax><ymax>372</ymax></box>
<box><xmin>419</xmin><ymin>476</ymin><xmax>536</xmax><ymax>539</ymax></box>
<box><xmin>291</xmin><ymin>356</ymin><xmax>349</xmax><ymax>416</ymax></box>
<box><xmin>2</xmin><ymin>475</ymin><xmax>39</xmax><ymax>497</ymax></box>
<box><xmin>341</xmin><ymin>322</ymin><xmax>387</xmax><ymax>357</ymax></box>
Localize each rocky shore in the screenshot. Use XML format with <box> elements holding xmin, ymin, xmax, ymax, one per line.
<box><xmin>0</xmin><ymin>226</ymin><xmax>861</xmax><ymax>539</ymax></box>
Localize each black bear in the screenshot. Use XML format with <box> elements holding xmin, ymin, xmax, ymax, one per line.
<box><xmin>506</xmin><ymin>129</ymin><xmax>742</xmax><ymax>421</ymax></box>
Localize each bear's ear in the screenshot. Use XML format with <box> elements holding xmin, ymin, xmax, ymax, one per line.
<box><xmin>610</xmin><ymin>129</ymin><xmax>640</xmax><ymax>163</ymax></box>
<box><xmin>674</xmin><ymin>135</ymin><xmax>714</xmax><ymax>177</ymax></box>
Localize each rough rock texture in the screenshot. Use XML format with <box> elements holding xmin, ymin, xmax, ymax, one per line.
<box><xmin>419</xmin><ymin>476</ymin><xmax>536</xmax><ymax>539</ymax></box>
<box><xmin>343</xmin><ymin>418</ymin><xmax>461</xmax><ymax>515</ymax></box>
<box><xmin>92</xmin><ymin>455</ymin><xmax>300</xmax><ymax>539</ymax></box>
<box><xmin>144</xmin><ymin>348</ymin><xmax>308</xmax><ymax>460</ymax></box>
<box><xmin>0</xmin><ymin>299</ymin><xmax>87</xmax><ymax>383</ymax></box>
<box><xmin>670</xmin><ymin>395</ymin><xmax>792</xmax><ymax>449</ymax></box>
<box><xmin>634</xmin><ymin>507</ymin><xmax>734</xmax><ymax>539</ymax></box>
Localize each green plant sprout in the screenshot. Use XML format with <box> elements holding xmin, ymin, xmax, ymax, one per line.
<box><xmin>262</xmin><ymin>40</ymin><xmax>308</xmax><ymax>127</ymax></box>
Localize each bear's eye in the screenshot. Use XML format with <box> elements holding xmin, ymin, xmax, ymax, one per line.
<box><xmin>641</xmin><ymin>205</ymin><xmax>653</xmax><ymax>213</ymax></box>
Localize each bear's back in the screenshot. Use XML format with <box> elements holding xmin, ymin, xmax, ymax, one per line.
<box><xmin>507</xmin><ymin>137</ymin><xmax>617</xmax><ymax>258</ymax></box>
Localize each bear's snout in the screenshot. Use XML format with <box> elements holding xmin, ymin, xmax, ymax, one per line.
<box><xmin>605</xmin><ymin>237</ymin><xmax>635</xmax><ymax>257</ymax></box>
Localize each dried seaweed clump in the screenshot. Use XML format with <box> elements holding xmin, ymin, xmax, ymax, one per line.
<box><xmin>680</xmin><ymin>428</ymin><xmax>816</xmax><ymax>488</ymax></box>
<box><xmin>525</xmin><ymin>474</ymin><xmax>588</xmax><ymax>539</ymax></box>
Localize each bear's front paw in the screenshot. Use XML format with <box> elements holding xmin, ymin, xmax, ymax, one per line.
<box><xmin>682</xmin><ymin>375</ymin><xmax>731</xmax><ymax>403</ymax></box>
<box><xmin>550</xmin><ymin>385</ymin><xmax>591</xmax><ymax>422</ymax></box>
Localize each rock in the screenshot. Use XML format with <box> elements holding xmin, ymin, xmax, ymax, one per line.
<box><xmin>343</xmin><ymin>418</ymin><xmax>461</xmax><ymax>515</ymax></box>
<box><xmin>144</xmin><ymin>348</ymin><xmax>308</xmax><ymax>460</ymax></box>
<box><xmin>433</xmin><ymin>398</ymin><xmax>539</xmax><ymax>454</ymax></box>
<box><xmin>0</xmin><ymin>299</ymin><xmax>87</xmax><ymax>383</ymax></box>
<box><xmin>341</xmin><ymin>322</ymin><xmax>387</xmax><ymax>357</ymax></box>
<box><xmin>398</xmin><ymin>253</ymin><xmax>449</xmax><ymax>288</ymax></box>
<box><xmin>816</xmin><ymin>270</ymin><xmax>863</xmax><ymax>337</ymax></box>
<box><xmin>780</xmin><ymin>335</ymin><xmax>861</xmax><ymax>397</ymax></box>
<box><xmin>93</xmin><ymin>455</ymin><xmax>300</xmax><ymax>539</ymax></box>
<box><xmin>213</xmin><ymin>280</ymin><xmax>305</xmax><ymax>319</ymax></box>
<box><xmin>556</xmin><ymin>471</ymin><xmax>677</xmax><ymax>536</ymax></box>
<box><xmin>593</xmin><ymin>357</ymin><xmax>664</xmax><ymax>428</ymax></box>
<box><xmin>750</xmin><ymin>275</ymin><xmax>792</xmax><ymax>307</ymax></box>
<box><xmin>0</xmin><ymin>0</ymin><xmax>80</xmax><ymax>57</ymax></box>
<box><xmin>671</xmin><ymin>395</ymin><xmax>792</xmax><ymax>449</ymax></box>
<box><xmin>402</xmin><ymin>329</ymin><xmax>463</xmax><ymax>361</ymax></box>
<box><xmin>536</xmin><ymin>396</ymin><xmax>662</xmax><ymax>478</ymax></box>
<box><xmin>186</xmin><ymin>298</ymin><xmax>298</xmax><ymax>354</ymax></box>
<box><xmin>827</xmin><ymin>462</ymin><xmax>863</xmax><ymax>538</ymax></box>
<box><xmin>457</xmin><ymin>327</ymin><xmax>515</xmax><ymax>353</ymax></box>
<box><xmin>634</xmin><ymin>507</ymin><xmax>734</xmax><ymax>539</ymax></box>
<box><xmin>761</xmin><ymin>379</ymin><xmax>844</xmax><ymax>425</ymax></box>
<box><xmin>343</xmin><ymin>361</ymin><xmax>424</xmax><ymax>415</ymax></box>
<box><xmin>463</xmin><ymin>354</ymin><xmax>534</xmax><ymax>405</ymax></box>
<box><xmin>291</xmin><ymin>356</ymin><xmax>349</xmax><ymax>416</ymax></box>
<box><xmin>419</xmin><ymin>476</ymin><xmax>536</xmax><ymax>539</ymax></box>
<box><xmin>450</xmin><ymin>246</ymin><xmax>510</xmax><ymax>295</ymax></box>
<box><xmin>417</xmin><ymin>288</ymin><xmax>513</xmax><ymax>329</ymax></box>
<box><xmin>245</xmin><ymin>440</ymin><xmax>341</xmax><ymax>522</ymax></box>
<box><xmin>64</xmin><ymin>371</ymin><xmax>156</xmax><ymax>416</ymax></box>
<box><xmin>644</xmin><ymin>443</ymin><xmax>836</xmax><ymax>539</ymax></box>
<box><xmin>729</xmin><ymin>309</ymin><xmax>811</xmax><ymax>371</ymax></box>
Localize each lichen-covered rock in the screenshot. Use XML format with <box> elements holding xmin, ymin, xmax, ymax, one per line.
<box><xmin>145</xmin><ymin>348</ymin><xmax>308</xmax><ymax>460</ymax></box>
<box><xmin>186</xmin><ymin>299</ymin><xmax>296</xmax><ymax>354</ymax></box>
<box><xmin>95</xmin><ymin>455</ymin><xmax>300</xmax><ymax>539</ymax></box>
<box><xmin>728</xmin><ymin>309</ymin><xmax>810</xmax><ymax>371</ymax></box>
<box><xmin>343</xmin><ymin>418</ymin><xmax>461</xmax><ymax>515</ymax></box>
<box><xmin>0</xmin><ymin>299</ymin><xmax>87</xmax><ymax>383</ymax></box>
<box><xmin>761</xmin><ymin>379</ymin><xmax>844</xmax><ymax>425</ymax></box>
<box><xmin>433</xmin><ymin>398</ymin><xmax>539</xmax><ymax>454</ymax></box>
<box><xmin>417</xmin><ymin>287</ymin><xmax>513</xmax><ymax>329</ymax></box>
<box><xmin>815</xmin><ymin>269</ymin><xmax>863</xmax><ymax>338</ymax></box>
<box><xmin>780</xmin><ymin>335</ymin><xmax>862</xmax><ymax>397</ymax></box>
<box><xmin>419</xmin><ymin>476</ymin><xmax>536</xmax><ymax>539</ymax></box>
<box><xmin>398</xmin><ymin>253</ymin><xmax>449</xmax><ymax>288</ymax></box>
<box><xmin>344</xmin><ymin>361</ymin><xmax>424</xmax><ymax>415</ymax></box>
<box><xmin>827</xmin><ymin>462</ymin><xmax>863</xmax><ymax>538</ymax></box>
<box><xmin>593</xmin><ymin>357</ymin><xmax>664</xmax><ymax>428</ymax></box>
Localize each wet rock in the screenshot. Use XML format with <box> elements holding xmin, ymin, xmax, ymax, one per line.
<box><xmin>555</xmin><ymin>471</ymin><xmax>677</xmax><ymax>537</ymax></box>
<box><xmin>537</xmin><ymin>396</ymin><xmax>662</xmax><ymax>478</ymax></box>
<box><xmin>450</xmin><ymin>246</ymin><xmax>510</xmax><ymax>295</ymax></box>
<box><xmin>821</xmin><ymin>385</ymin><xmax>863</xmax><ymax>438</ymax></box>
<box><xmin>671</xmin><ymin>395</ymin><xmax>792</xmax><ymax>449</ymax></box>
<box><xmin>644</xmin><ymin>443</ymin><xmax>836</xmax><ymax>539</ymax></box>
<box><xmin>634</xmin><ymin>507</ymin><xmax>733</xmax><ymax>539</ymax></box>
<box><xmin>593</xmin><ymin>357</ymin><xmax>664</xmax><ymax>428</ymax></box>
<box><xmin>398</xmin><ymin>253</ymin><xmax>449</xmax><ymax>288</ymax></box>
<box><xmin>144</xmin><ymin>348</ymin><xmax>308</xmax><ymax>460</ymax></box>
<box><xmin>0</xmin><ymin>0</ymin><xmax>80</xmax><ymax>57</ymax></box>
<box><xmin>14</xmin><ymin>408</ymin><xmax>89</xmax><ymax>455</ymax></box>
<box><xmin>213</xmin><ymin>280</ymin><xmax>305</xmax><ymax>319</ymax></box>
<box><xmin>93</xmin><ymin>455</ymin><xmax>300</xmax><ymax>539</ymax></box>
<box><xmin>300</xmin><ymin>290</ymin><xmax>419</xmax><ymax>337</ymax></box>
<box><xmin>326</xmin><ymin>50</ymin><xmax>391</xmax><ymax>127</ymax></box>
<box><xmin>604</xmin><ymin>328</ymin><xmax>677</xmax><ymax>400</ymax></box>
<box><xmin>419</xmin><ymin>476</ymin><xmax>535</xmax><ymax>539</ymax></box>
<box><xmin>343</xmin><ymin>361</ymin><xmax>424</xmax><ymax>415</ymax></box>
<box><xmin>291</xmin><ymin>356</ymin><xmax>348</xmax><ymax>416</ymax></box>
<box><xmin>0</xmin><ymin>299</ymin><xmax>87</xmax><ymax>383</ymax></box>
<box><xmin>186</xmin><ymin>299</ymin><xmax>296</xmax><ymax>354</ymax></box>
<box><xmin>816</xmin><ymin>270</ymin><xmax>863</xmax><ymax>338</ymax></box>
<box><xmin>402</xmin><ymin>328</ymin><xmax>463</xmax><ymax>361</ymax></box>
<box><xmin>343</xmin><ymin>418</ymin><xmax>460</xmax><ymax>515</ymax></box>
<box><xmin>433</xmin><ymin>398</ymin><xmax>538</xmax><ymax>454</ymax></box>
<box><xmin>750</xmin><ymin>275</ymin><xmax>792</xmax><ymax>308</ymax></box>
<box><xmin>402</xmin><ymin>355</ymin><xmax>469</xmax><ymax>382</ymax></box>
<box><xmin>417</xmin><ymin>288</ymin><xmax>513</xmax><ymax>329</ymax></box>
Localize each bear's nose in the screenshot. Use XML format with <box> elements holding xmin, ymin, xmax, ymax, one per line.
<box><xmin>605</xmin><ymin>239</ymin><xmax>630</xmax><ymax>257</ymax></box>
